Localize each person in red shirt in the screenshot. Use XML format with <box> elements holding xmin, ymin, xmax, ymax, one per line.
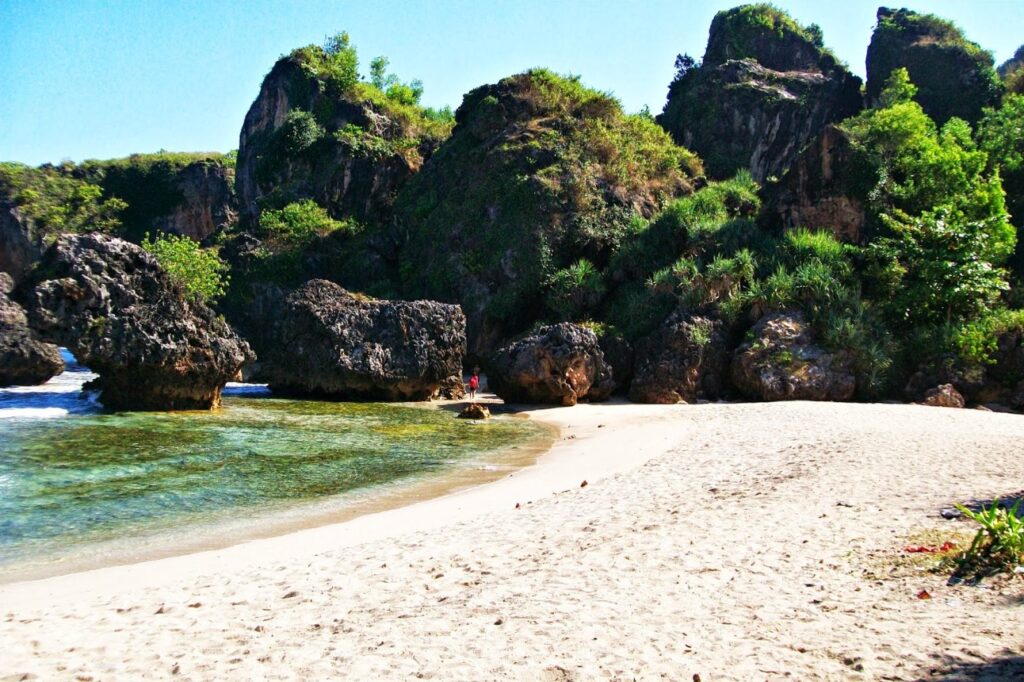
<box><xmin>468</xmin><ymin>367</ymin><xmax>480</xmax><ymax>400</ymax></box>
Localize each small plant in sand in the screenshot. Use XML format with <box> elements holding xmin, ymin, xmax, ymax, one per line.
<box><xmin>955</xmin><ymin>499</ymin><xmax>1024</xmax><ymax>573</ymax></box>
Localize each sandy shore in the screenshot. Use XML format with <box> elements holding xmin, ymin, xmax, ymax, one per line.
<box><xmin>3</xmin><ymin>400</ymin><xmax>1024</xmax><ymax>680</ymax></box>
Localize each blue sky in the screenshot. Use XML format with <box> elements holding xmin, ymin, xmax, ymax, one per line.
<box><xmin>1</xmin><ymin>0</ymin><xmax>1022</xmax><ymax>166</ymax></box>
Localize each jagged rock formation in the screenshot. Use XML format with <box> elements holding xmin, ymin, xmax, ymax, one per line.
<box><xmin>659</xmin><ymin>4</ymin><xmax>862</xmax><ymax>181</ymax></box>
<box><xmin>487</xmin><ymin>323</ymin><xmax>614</xmax><ymax>406</ymax></box>
<box><xmin>236</xmin><ymin>56</ymin><xmax>447</xmax><ymax>230</ymax></box>
<box><xmin>629</xmin><ymin>312</ymin><xmax>729</xmax><ymax>404</ymax></box>
<box><xmin>0</xmin><ymin>272</ymin><xmax>63</xmax><ymax>387</ymax></box>
<box><xmin>0</xmin><ymin>202</ymin><xmax>41</xmax><ymax>285</ymax></box>
<box><xmin>458</xmin><ymin>403</ymin><xmax>490</xmax><ymax>419</ymax></box>
<box><xmin>730</xmin><ymin>311</ymin><xmax>855</xmax><ymax>401</ymax></box>
<box><xmin>762</xmin><ymin>125</ymin><xmax>866</xmax><ymax>242</ymax></box>
<box><xmin>257</xmin><ymin>279</ymin><xmax>466</xmax><ymax>400</ymax></box>
<box><xmin>866</xmin><ymin>7</ymin><xmax>1001</xmax><ymax>125</ymax></box>
<box><xmin>20</xmin><ymin>234</ymin><xmax>253</xmax><ymax>410</ymax></box>
<box><xmin>395</xmin><ymin>69</ymin><xmax>700</xmax><ymax>353</ymax></box>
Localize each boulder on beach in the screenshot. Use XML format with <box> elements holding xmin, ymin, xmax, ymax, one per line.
<box><xmin>487</xmin><ymin>323</ymin><xmax>614</xmax><ymax>406</ymax></box>
<box><xmin>0</xmin><ymin>272</ymin><xmax>64</xmax><ymax>387</ymax></box>
<box><xmin>458</xmin><ymin>403</ymin><xmax>491</xmax><ymax>419</ymax></box>
<box><xmin>629</xmin><ymin>312</ymin><xmax>729</xmax><ymax>404</ymax></box>
<box><xmin>730</xmin><ymin>311</ymin><xmax>855</xmax><ymax>402</ymax></box>
<box><xmin>20</xmin><ymin>233</ymin><xmax>253</xmax><ymax>410</ymax></box>
<box><xmin>921</xmin><ymin>384</ymin><xmax>966</xmax><ymax>408</ymax></box>
<box><xmin>258</xmin><ymin>279</ymin><xmax>466</xmax><ymax>401</ymax></box>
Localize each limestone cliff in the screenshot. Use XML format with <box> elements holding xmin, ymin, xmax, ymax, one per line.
<box><xmin>659</xmin><ymin>4</ymin><xmax>862</xmax><ymax>182</ymax></box>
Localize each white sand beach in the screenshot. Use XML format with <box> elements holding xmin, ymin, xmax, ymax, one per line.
<box><xmin>3</xmin><ymin>400</ymin><xmax>1024</xmax><ymax>680</ymax></box>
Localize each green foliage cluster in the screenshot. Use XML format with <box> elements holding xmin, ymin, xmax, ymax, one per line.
<box><xmin>977</xmin><ymin>94</ymin><xmax>1024</xmax><ymax>278</ymax></box>
<box><xmin>955</xmin><ymin>499</ymin><xmax>1024</xmax><ymax>575</ymax></box>
<box><xmin>141</xmin><ymin>232</ymin><xmax>229</xmax><ymax>304</ymax></box>
<box><xmin>0</xmin><ymin>162</ymin><xmax>125</xmax><ymax>236</ymax></box>
<box><xmin>259</xmin><ymin>199</ymin><xmax>357</xmax><ymax>247</ymax></box>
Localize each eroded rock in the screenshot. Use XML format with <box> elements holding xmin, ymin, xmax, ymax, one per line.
<box><xmin>0</xmin><ymin>273</ymin><xmax>63</xmax><ymax>387</ymax></box>
<box><xmin>258</xmin><ymin>279</ymin><xmax>466</xmax><ymax>401</ymax></box>
<box><xmin>629</xmin><ymin>312</ymin><xmax>729</xmax><ymax>404</ymax></box>
<box><xmin>21</xmin><ymin>234</ymin><xmax>253</xmax><ymax>410</ymax></box>
<box><xmin>731</xmin><ymin>311</ymin><xmax>855</xmax><ymax>401</ymax></box>
<box><xmin>487</xmin><ymin>323</ymin><xmax>614</xmax><ymax>406</ymax></box>
<box><xmin>922</xmin><ymin>384</ymin><xmax>965</xmax><ymax>408</ymax></box>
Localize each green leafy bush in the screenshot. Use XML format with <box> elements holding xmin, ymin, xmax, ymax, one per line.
<box><xmin>142</xmin><ymin>232</ymin><xmax>229</xmax><ymax>304</ymax></box>
<box><xmin>955</xmin><ymin>499</ymin><xmax>1024</xmax><ymax>575</ymax></box>
<box><xmin>0</xmin><ymin>162</ymin><xmax>126</xmax><ymax>237</ymax></box>
<box><xmin>259</xmin><ymin>199</ymin><xmax>357</xmax><ymax>247</ymax></box>
<box><xmin>545</xmin><ymin>259</ymin><xmax>606</xmax><ymax>321</ymax></box>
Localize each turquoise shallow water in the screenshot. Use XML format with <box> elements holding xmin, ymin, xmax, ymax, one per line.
<box><xmin>0</xmin><ymin>352</ymin><xmax>548</xmax><ymax>579</ymax></box>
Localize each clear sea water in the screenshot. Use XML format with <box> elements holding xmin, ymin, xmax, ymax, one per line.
<box><xmin>0</xmin><ymin>351</ymin><xmax>548</xmax><ymax>580</ymax></box>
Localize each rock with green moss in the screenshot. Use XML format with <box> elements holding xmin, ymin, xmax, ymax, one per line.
<box><xmin>629</xmin><ymin>311</ymin><xmax>729</xmax><ymax>404</ymax></box>
<box><xmin>393</xmin><ymin>69</ymin><xmax>701</xmax><ymax>353</ymax></box>
<box><xmin>999</xmin><ymin>45</ymin><xmax>1024</xmax><ymax>95</ymax></box>
<box><xmin>659</xmin><ymin>4</ymin><xmax>862</xmax><ymax>181</ymax></box>
<box><xmin>865</xmin><ymin>7</ymin><xmax>1001</xmax><ymax>125</ymax></box>
<box><xmin>236</xmin><ymin>45</ymin><xmax>451</xmax><ymax>231</ymax></box>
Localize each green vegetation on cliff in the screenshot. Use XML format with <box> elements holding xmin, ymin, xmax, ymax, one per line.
<box><xmin>0</xmin><ymin>162</ymin><xmax>126</xmax><ymax>237</ymax></box>
<box><xmin>142</xmin><ymin>232</ymin><xmax>230</xmax><ymax>304</ymax></box>
<box><xmin>392</xmin><ymin>68</ymin><xmax>701</xmax><ymax>348</ymax></box>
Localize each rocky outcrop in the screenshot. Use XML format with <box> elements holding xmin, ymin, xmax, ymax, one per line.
<box><xmin>731</xmin><ymin>311</ymin><xmax>855</xmax><ymax>402</ymax></box>
<box><xmin>0</xmin><ymin>201</ymin><xmax>42</xmax><ymax>285</ymax></box>
<box><xmin>0</xmin><ymin>272</ymin><xmax>63</xmax><ymax>386</ymax></box>
<box><xmin>20</xmin><ymin>234</ymin><xmax>253</xmax><ymax>410</ymax></box>
<box><xmin>866</xmin><ymin>7</ymin><xmax>1001</xmax><ymax>125</ymax></box>
<box><xmin>395</xmin><ymin>69</ymin><xmax>699</xmax><ymax>354</ymax></box>
<box><xmin>629</xmin><ymin>312</ymin><xmax>729</xmax><ymax>404</ymax></box>
<box><xmin>763</xmin><ymin>125</ymin><xmax>867</xmax><ymax>243</ymax></box>
<box><xmin>659</xmin><ymin>5</ymin><xmax>862</xmax><ymax>181</ymax></box>
<box><xmin>487</xmin><ymin>323</ymin><xmax>614</xmax><ymax>406</ymax></box>
<box><xmin>257</xmin><ymin>279</ymin><xmax>466</xmax><ymax>400</ymax></box>
<box><xmin>151</xmin><ymin>160</ymin><xmax>235</xmax><ymax>241</ymax></box>
<box><xmin>922</xmin><ymin>384</ymin><xmax>965</xmax><ymax>408</ymax></box>
<box><xmin>236</xmin><ymin>57</ymin><xmax>443</xmax><ymax>230</ymax></box>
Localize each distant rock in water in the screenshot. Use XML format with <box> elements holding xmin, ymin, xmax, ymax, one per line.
<box><xmin>629</xmin><ymin>312</ymin><xmax>729</xmax><ymax>404</ymax></box>
<box><xmin>659</xmin><ymin>4</ymin><xmax>862</xmax><ymax>181</ymax></box>
<box><xmin>458</xmin><ymin>403</ymin><xmax>490</xmax><ymax>419</ymax></box>
<box><xmin>730</xmin><ymin>311</ymin><xmax>855</xmax><ymax>402</ymax></box>
<box><xmin>487</xmin><ymin>323</ymin><xmax>614</xmax><ymax>406</ymax></box>
<box><xmin>0</xmin><ymin>272</ymin><xmax>63</xmax><ymax>387</ymax></box>
<box><xmin>258</xmin><ymin>279</ymin><xmax>466</xmax><ymax>401</ymax></box>
<box><xmin>866</xmin><ymin>7</ymin><xmax>1001</xmax><ymax>126</ymax></box>
<box><xmin>763</xmin><ymin>125</ymin><xmax>867</xmax><ymax>243</ymax></box>
<box><xmin>20</xmin><ymin>234</ymin><xmax>253</xmax><ymax>410</ymax></box>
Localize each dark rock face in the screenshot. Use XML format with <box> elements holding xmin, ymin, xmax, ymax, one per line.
<box><xmin>763</xmin><ymin>125</ymin><xmax>867</xmax><ymax>243</ymax></box>
<box><xmin>20</xmin><ymin>234</ymin><xmax>253</xmax><ymax>410</ymax></box>
<box><xmin>659</xmin><ymin>7</ymin><xmax>862</xmax><ymax>181</ymax></box>
<box><xmin>257</xmin><ymin>279</ymin><xmax>466</xmax><ymax>400</ymax></box>
<box><xmin>731</xmin><ymin>312</ymin><xmax>855</xmax><ymax>402</ymax></box>
<box><xmin>487</xmin><ymin>323</ymin><xmax>614</xmax><ymax>406</ymax></box>
<box><xmin>152</xmin><ymin>161</ymin><xmax>235</xmax><ymax>242</ymax></box>
<box><xmin>629</xmin><ymin>312</ymin><xmax>729</xmax><ymax>404</ymax></box>
<box><xmin>598</xmin><ymin>332</ymin><xmax>635</xmax><ymax>394</ymax></box>
<box><xmin>236</xmin><ymin>59</ymin><xmax>437</xmax><ymax>230</ymax></box>
<box><xmin>922</xmin><ymin>384</ymin><xmax>965</xmax><ymax>408</ymax></box>
<box><xmin>0</xmin><ymin>272</ymin><xmax>63</xmax><ymax>387</ymax></box>
<box><xmin>0</xmin><ymin>202</ymin><xmax>42</xmax><ymax>285</ymax></box>
<box><xmin>866</xmin><ymin>7</ymin><xmax>1001</xmax><ymax>125</ymax></box>
<box><xmin>458</xmin><ymin>403</ymin><xmax>490</xmax><ymax>419</ymax></box>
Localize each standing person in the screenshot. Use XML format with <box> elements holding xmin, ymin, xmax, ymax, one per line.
<box><xmin>468</xmin><ymin>367</ymin><xmax>480</xmax><ymax>401</ymax></box>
